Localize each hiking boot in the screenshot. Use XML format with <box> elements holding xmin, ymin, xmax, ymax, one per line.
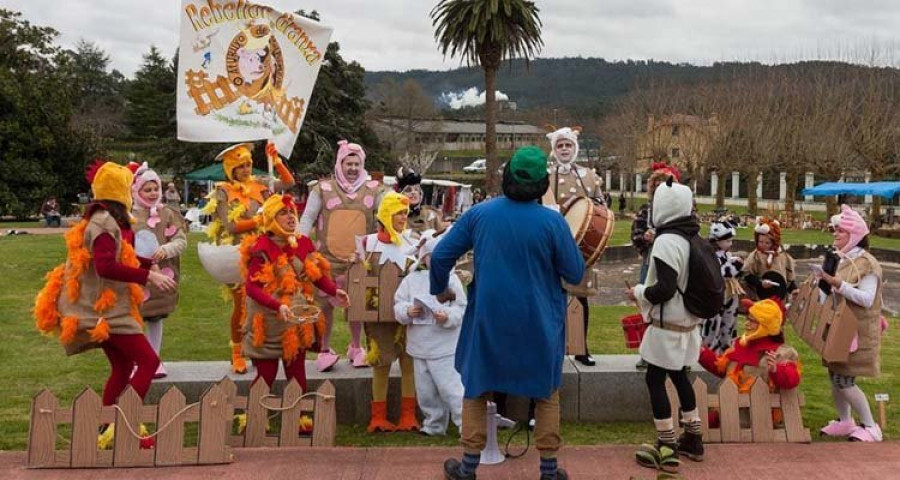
<box><xmin>540</xmin><ymin>467</ymin><xmax>569</xmax><ymax>480</ymax></box>
<box><xmin>443</xmin><ymin>458</ymin><xmax>476</xmax><ymax>480</ymax></box>
<box><xmin>677</xmin><ymin>431</ymin><xmax>704</xmax><ymax>461</ymax></box>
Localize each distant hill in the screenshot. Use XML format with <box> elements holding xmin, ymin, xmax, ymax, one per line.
<box><xmin>366</xmin><ymin>57</ymin><xmax>718</xmax><ymax>114</ymax></box>
<box><xmin>364</xmin><ymin>57</ymin><xmax>881</xmax><ymax>116</ymax></box>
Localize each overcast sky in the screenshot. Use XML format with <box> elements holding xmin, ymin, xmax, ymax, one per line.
<box><xmin>7</xmin><ymin>0</ymin><xmax>900</xmax><ymax>78</ymax></box>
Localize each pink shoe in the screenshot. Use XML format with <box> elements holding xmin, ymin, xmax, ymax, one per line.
<box><xmin>820</xmin><ymin>419</ymin><xmax>857</xmax><ymax>437</ymax></box>
<box><xmin>849</xmin><ymin>424</ymin><xmax>883</xmax><ymax>442</ymax></box>
<box><xmin>347</xmin><ymin>346</ymin><xmax>368</xmax><ymax>368</ymax></box>
<box><xmin>316</xmin><ymin>349</ymin><xmax>340</xmax><ymax>372</ymax></box>
<box><xmin>153</xmin><ymin>363</ymin><xmax>168</xmax><ymax>379</ymax></box>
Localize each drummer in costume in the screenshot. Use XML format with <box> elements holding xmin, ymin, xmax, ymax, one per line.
<box><xmin>130</xmin><ymin>162</ymin><xmax>187</xmax><ymax>378</ymax></box>
<box><xmin>395</xmin><ymin>166</ymin><xmax>444</xmax><ymax>235</ymax></box>
<box><xmin>356</xmin><ymin>192</ymin><xmax>421</xmax><ymax>432</ymax></box>
<box><xmin>240</xmin><ymin>194</ymin><xmax>349</xmax><ymax>392</ymax></box>
<box><xmin>298</xmin><ymin>140</ymin><xmax>383</xmax><ymax>372</ymax></box>
<box><xmin>542</xmin><ymin>126</ymin><xmax>604</xmax><ymax>366</ymax></box>
<box><xmin>433</xmin><ymin>146</ymin><xmax>584</xmax><ymax>480</ymax></box>
<box><xmin>203</xmin><ymin>142</ymin><xmax>295</xmax><ymax>374</ymax></box>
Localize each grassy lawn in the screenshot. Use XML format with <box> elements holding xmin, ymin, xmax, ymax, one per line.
<box><xmin>1</xmin><ymin>232</ymin><xmax>897</xmax><ymax>451</ymax></box>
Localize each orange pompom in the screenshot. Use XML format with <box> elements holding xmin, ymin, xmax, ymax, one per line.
<box><xmin>88</xmin><ymin>317</ymin><xmax>110</xmax><ymax>342</ymax></box>
<box><xmin>128</xmin><ymin>284</ymin><xmax>144</xmax><ymax>327</ymax></box>
<box><xmin>282</xmin><ymin>326</ymin><xmax>301</xmax><ymax>363</ymax></box>
<box><xmin>303</xmin><ymin>257</ymin><xmax>322</xmax><ymax>282</ymax></box>
<box><xmin>93</xmin><ymin>288</ymin><xmax>117</xmax><ymax>314</ymax></box>
<box><xmin>34</xmin><ymin>265</ymin><xmax>65</xmax><ymax>333</ymax></box>
<box><xmin>252</xmin><ymin>313</ymin><xmax>265</xmax><ymax>347</ymax></box>
<box><xmin>59</xmin><ymin>316</ymin><xmax>79</xmax><ymax>345</ymax></box>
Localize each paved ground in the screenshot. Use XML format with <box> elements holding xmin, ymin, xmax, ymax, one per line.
<box><xmin>3</xmin><ymin>443</ymin><xmax>899</xmax><ymax>479</ymax></box>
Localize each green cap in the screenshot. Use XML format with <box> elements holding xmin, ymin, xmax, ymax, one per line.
<box><xmin>509</xmin><ymin>146</ymin><xmax>548</xmax><ymax>184</ymax></box>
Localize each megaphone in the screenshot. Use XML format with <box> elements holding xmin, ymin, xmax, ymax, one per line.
<box><xmin>480</xmin><ymin>401</ymin><xmax>505</xmax><ymax>465</ymax></box>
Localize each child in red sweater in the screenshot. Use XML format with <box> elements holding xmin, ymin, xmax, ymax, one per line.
<box><xmin>240</xmin><ymin>194</ymin><xmax>349</xmax><ymax>392</ymax></box>
<box><xmin>35</xmin><ymin>160</ymin><xmax>177</xmax><ymax>447</ymax></box>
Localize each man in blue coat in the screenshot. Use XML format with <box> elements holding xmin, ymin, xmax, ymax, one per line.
<box><xmin>431</xmin><ymin>146</ymin><xmax>584</xmax><ymax>480</ymax></box>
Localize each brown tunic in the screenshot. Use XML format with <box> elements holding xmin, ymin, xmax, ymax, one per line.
<box><xmin>824</xmin><ymin>251</ymin><xmax>883</xmax><ymax>378</ymax></box>
<box><xmin>57</xmin><ymin>212</ymin><xmax>144</xmax><ymax>356</ymax></box>
<box><xmin>133</xmin><ymin>206</ymin><xmax>185</xmax><ymax>318</ymax></box>
<box><xmin>313</xmin><ymin>179</ymin><xmax>382</xmax><ymax>276</ymax></box>
<box><xmin>742</xmin><ymin>250</ymin><xmax>796</xmax><ymax>285</ymax></box>
<box><xmin>241</xmin><ymin>242</ymin><xmax>312</xmax><ymax>361</ymax></box>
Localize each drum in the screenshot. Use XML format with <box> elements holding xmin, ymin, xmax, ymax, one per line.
<box><xmin>197</xmin><ymin>242</ymin><xmax>241</xmax><ymax>284</ymax></box>
<box><xmin>562</xmin><ymin>196</ymin><xmax>615</xmax><ymax>268</ymax></box>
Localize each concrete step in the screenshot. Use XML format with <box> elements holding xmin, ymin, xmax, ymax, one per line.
<box><xmin>147</xmin><ymin>355</ymin><xmax>719</xmax><ymax>425</ymax></box>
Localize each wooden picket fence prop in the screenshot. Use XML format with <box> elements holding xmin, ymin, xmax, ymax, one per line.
<box><xmin>223</xmin><ymin>378</ymin><xmax>336</xmax><ymax>448</ymax></box>
<box><xmin>566</xmin><ymin>297</ymin><xmax>586</xmax><ymax>355</ymax></box>
<box><xmin>665</xmin><ymin>377</ymin><xmax>811</xmax><ymax>443</ymax></box>
<box><xmin>787</xmin><ymin>277</ymin><xmax>856</xmax><ymax>363</ymax></box>
<box><xmin>347</xmin><ymin>253</ymin><xmax>404</xmax><ymax>323</ymax></box>
<box><xmin>28</xmin><ymin>379</ymin><xmax>336</xmax><ymax>469</ymax></box>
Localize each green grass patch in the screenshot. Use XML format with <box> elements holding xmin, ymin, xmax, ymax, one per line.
<box><xmin>1</xmin><ymin>232</ymin><xmax>898</xmax><ymax>450</ymax></box>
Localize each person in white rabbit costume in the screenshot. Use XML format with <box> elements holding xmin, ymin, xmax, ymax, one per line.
<box><xmin>394</xmin><ymin>231</ymin><xmax>468</xmax><ymax>436</ymax></box>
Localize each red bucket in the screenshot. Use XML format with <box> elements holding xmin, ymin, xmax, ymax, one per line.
<box><xmin>621</xmin><ymin>313</ymin><xmax>648</xmax><ymax>349</ymax></box>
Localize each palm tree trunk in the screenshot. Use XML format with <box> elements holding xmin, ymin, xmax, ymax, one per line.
<box><xmin>484</xmin><ymin>65</ymin><xmax>499</xmax><ymax>194</ymax></box>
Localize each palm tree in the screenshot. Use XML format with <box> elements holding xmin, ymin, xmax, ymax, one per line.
<box><xmin>431</xmin><ymin>0</ymin><xmax>542</xmax><ymax>193</ymax></box>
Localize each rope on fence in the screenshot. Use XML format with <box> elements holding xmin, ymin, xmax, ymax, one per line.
<box><xmin>112</xmin><ymin>402</ymin><xmax>200</xmax><ymax>440</ymax></box>
<box><xmin>258</xmin><ymin>391</ymin><xmax>335</xmax><ymax>412</ymax></box>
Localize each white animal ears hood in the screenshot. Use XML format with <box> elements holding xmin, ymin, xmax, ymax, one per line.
<box><xmin>651</xmin><ymin>177</ymin><xmax>693</xmax><ymax>227</ymax></box>
<box><xmin>546</xmin><ymin>127</ymin><xmax>580</xmax><ymax>165</ymax></box>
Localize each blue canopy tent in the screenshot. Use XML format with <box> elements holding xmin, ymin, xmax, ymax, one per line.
<box><xmin>802</xmin><ymin>182</ymin><xmax>900</xmax><ymax>200</ymax></box>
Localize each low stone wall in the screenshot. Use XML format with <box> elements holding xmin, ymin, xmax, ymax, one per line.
<box><xmin>147</xmin><ymin>355</ymin><xmax>719</xmax><ymax>425</ymax></box>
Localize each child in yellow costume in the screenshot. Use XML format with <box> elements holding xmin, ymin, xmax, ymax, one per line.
<box><xmin>241</xmin><ymin>194</ymin><xmax>349</xmax><ymax>393</ymax></box>
<box><xmin>202</xmin><ymin>141</ymin><xmax>295</xmax><ymax>373</ymax></box>
<box><xmin>35</xmin><ymin>160</ymin><xmax>177</xmax><ymax>449</ymax></box>
<box><xmin>356</xmin><ymin>192</ymin><xmax>420</xmax><ymax>432</ymax></box>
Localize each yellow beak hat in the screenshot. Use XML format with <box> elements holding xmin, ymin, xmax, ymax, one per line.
<box><xmin>88</xmin><ymin>161</ymin><xmax>135</xmax><ymax>211</ymax></box>
<box><xmin>740</xmin><ymin>299</ymin><xmax>783</xmax><ymax>345</ymax></box>
<box><xmin>261</xmin><ymin>194</ymin><xmax>297</xmax><ymax>237</ymax></box>
<box><xmin>377</xmin><ymin>191</ymin><xmax>410</xmax><ymax>246</ymax></box>
<box><xmin>216</xmin><ymin>143</ymin><xmax>255</xmax><ymax>182</ymax></box>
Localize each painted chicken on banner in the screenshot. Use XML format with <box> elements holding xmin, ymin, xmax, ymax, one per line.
<box><xmin>176</xmin><ymin>0</ymin><xmax>333</xmax><ymax>154</ymax></box>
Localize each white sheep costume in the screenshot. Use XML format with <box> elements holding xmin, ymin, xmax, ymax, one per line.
<box><xmin>393</xmin><ymin>233</ymin><xmax>467</xmax><ymax>436</ymax></box>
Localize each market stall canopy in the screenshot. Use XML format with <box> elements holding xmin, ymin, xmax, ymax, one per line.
<box><xmin>183</xmin><ymin>163</ymin><xmax>268</xmax><ymax>182</ymax></box>
<box><xmin>802</xmin><ymin>182</ymin><xmax>900</xmax><ymax>199</ymax></box>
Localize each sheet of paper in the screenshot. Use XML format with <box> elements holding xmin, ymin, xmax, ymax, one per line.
<box><xmin>412</xmin><ymin>295</ymin><xmax>448</xmax><ymax>325</ymax></box>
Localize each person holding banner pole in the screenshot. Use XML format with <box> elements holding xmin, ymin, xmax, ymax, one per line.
<box><xmin>298</xmin><ymin>140</ymin><xmax>384</xmax><ymax>372</ymax></box>
<box><xmin>202</xmin><ymin>141</ymin><xmax>295</xmax><ymax>373</ymax></box>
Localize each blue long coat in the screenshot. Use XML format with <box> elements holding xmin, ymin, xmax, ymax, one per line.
<box><xmin>430</xmin><ymin>197</ymin><xmax>584</xmax><ymax>399</ymax></box>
